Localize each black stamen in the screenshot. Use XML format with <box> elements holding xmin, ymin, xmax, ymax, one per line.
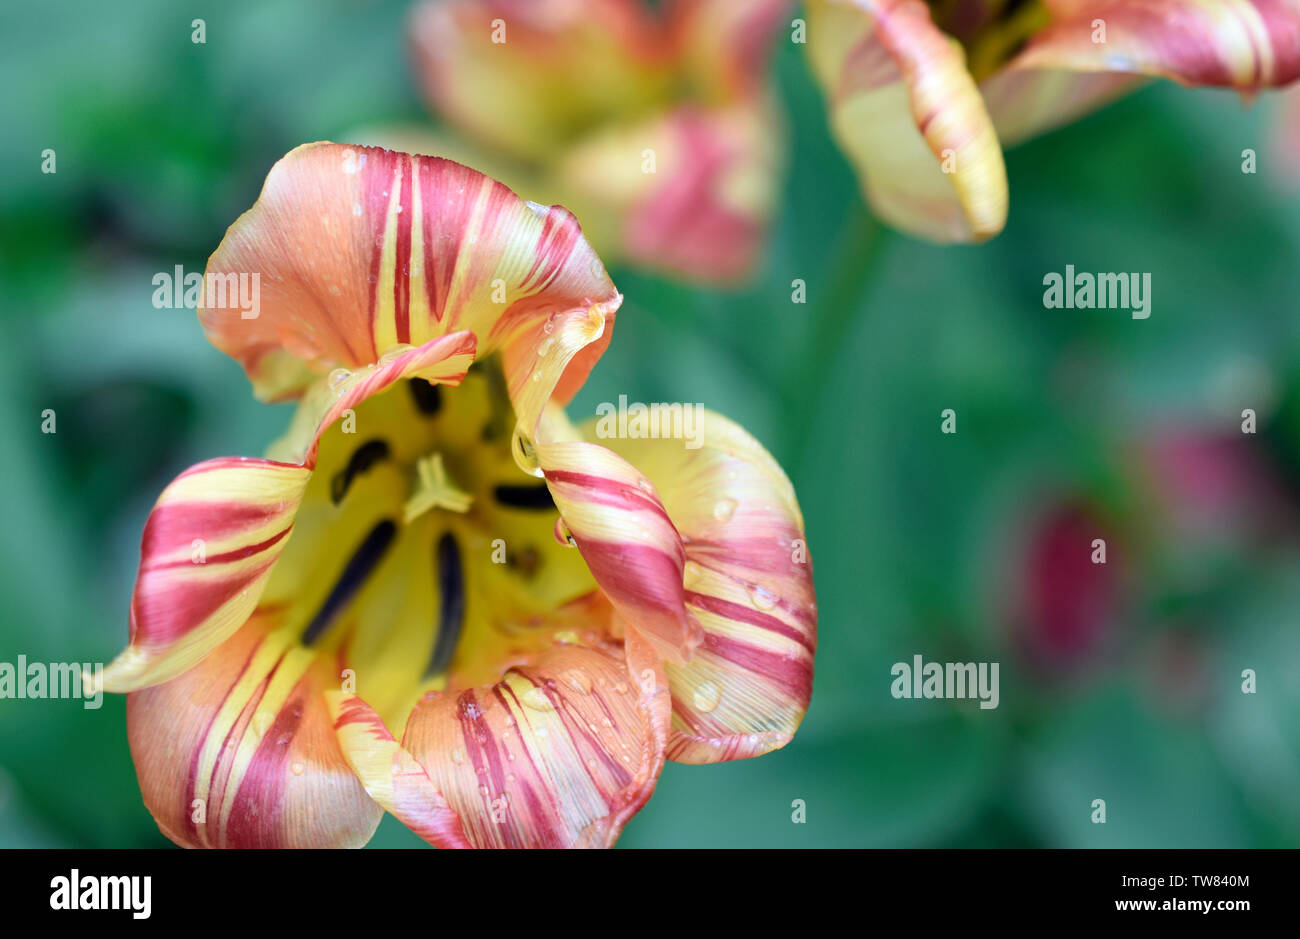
<box><xmin>424</xmin><ymin>532</ymin><xmax>466</xmax><ymax>679</ymax></box>
<box><xmin>301</xmin><ymin>520</ymin><xmax>397</xmax><ymax>646</ymax></box>
<box><xmin>492</xmin><ymin>483</ymin><xmax>556</xmax><ymax>510</ymax></box>
<box><xmin>408</xmin><ymin>378</ymin><xmax>442</xmax><ymax>416</ymax></box>
<box><xmin>331</xmin><ymin>439</ymin><xmax>391</xmax><ymax>505</ymax></box>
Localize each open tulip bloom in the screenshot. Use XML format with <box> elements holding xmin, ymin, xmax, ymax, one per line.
<box><xmin>91</xmin><ymin>143</ymin><xmax>817</xmax><ymax>849</ymax></box>
<box><xmin>398</xmin><ymin>0</ymin><xmax>792</xmax><ymax>284</ymax></box>
<box><xmin>399</xmin><ymin>0</ymin><xmax>1300</xmax><ymax>259</ymax></box>
<box><xmin>807</xmin><ymin>0</ymin><xmax>1300</xmax><ymax>241</ymax></box>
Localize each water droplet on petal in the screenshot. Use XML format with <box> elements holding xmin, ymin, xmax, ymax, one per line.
<box><xmin>692</xmin><ymin>680</ymin><xmax>722</xmax><ymax>713</ymax></box>
<box><xmin>290</xmin><ymin>760</ymin><xmax>305</xmax><ymax>776</ymax></box>
<box><xmin>553</xmin><ymin>517</ymin><xmax>577</xmax><ymax>548</ymax></box>
<box><xmin>451</xmin><ymin>747</ymin><xmax>466</xmax><ymax>765</ymax></box>
<box><xmin>637</xmin><ymin>477</ymin><xmax>654</xmax><ymax>494</ymax></box>
<box><xmin>251</xmin><ymin>712</ymin><xmax>274</xmax><ymax>741</ymax></box>
<box><xmin>749</xmin><ymin>584</ymin><xmax>778</xmax><ymax>611</ymax></box>
<box><xmin>713</xmin><ymin>498</ymin><xmax>738</xmax><ymax>522</ymax></box>
<box><xmin>327</xmin><ymin>367</ymin><xmax>351</xmax><ymax>389</ymax></box>
<box><xmin>521</xmin><ymin>686</ymin><xmax>555</xmax><ymax>711</ymax></box>
<box><xmin>563</xmin><ymin>669</ymin><xmax>592</xmax><ymax>694</ymax></box>
<box><xmin>511</xmin><ymin>428</ymin><xmax>543</xmax><ymax>478</ymax></box>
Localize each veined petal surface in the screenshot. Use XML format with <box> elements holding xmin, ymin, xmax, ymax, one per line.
<box><xmin>201</xmin><ymin>142</ymin><xmax>621</xmax><ymax>443</ymax></box>
<box><xmin>588</xmin><ymin>411</ymin><xmax>816</xmax><ymax>763</ymax></box>
<box><xmin>397</xmin><ymin>627</ymin><xmax>668</xmax><ymax>848</ymax></box>
<box><xmin>127</xmin><ymin>613</ymin><xmax>383</xmax><ymax>848</ymax></box>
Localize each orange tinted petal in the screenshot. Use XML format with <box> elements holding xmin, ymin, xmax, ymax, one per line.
<box><xmin>202</xmin><ymin>143</ymin><xmax>621</xmax><ymax>444</ymax></box>
<box><xmin>128</xmin><ymin>614</ymin><xmax>382</xmax><ymax>848</ymax></box>
<box><xmin>399</xmin><ymin>629</ymin><xmax>668</xmax><ymax>848</ymax></box>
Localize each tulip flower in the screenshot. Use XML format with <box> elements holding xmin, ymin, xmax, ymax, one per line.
<box><xmin>396</xmin><ymin>0</ymin><xmax>791</xmax><ymax>283</ymax></box>
<box><xmin>91</xmin><ymin>143</ymin><xmax>816</xmax><ymax>848</ymax></box>
<box><xmin>805</xmin><ymin>0</ymin><xmax>1300</xmax><ymax>242</ymax></box>
<box><xmin>1008</xmin><ymin>500</ymin><xmax>1124</xmax><ymax>673</ymax></box>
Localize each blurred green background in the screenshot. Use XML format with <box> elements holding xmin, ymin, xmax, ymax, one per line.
<box><xmin>3</xmin><ymin>0</ymin><xmax>1300</xmax><ymax>848</ymax></box>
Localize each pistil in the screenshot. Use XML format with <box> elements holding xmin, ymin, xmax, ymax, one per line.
<box><xmin>404</xmin><ymin>452</ymin><xmax>473</xmax><ymax>522</ymax></box>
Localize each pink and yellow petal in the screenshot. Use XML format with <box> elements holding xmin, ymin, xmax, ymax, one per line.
<box><xmin>1008</xmin><ymin>0</ymin><xmax>1300</xmax><ymax>91</ymax></box>
<box><xmin>201</xmin><ymin>143</ymin><xmax>621</xmax><ymax>441</ymax></box>
<box><xmin>988</xmin><ymin>0</ymin><xmax>1300</xmax><ymax>143</ymax></box>
<box><xmin>586</xmin><ymin>411</ymin><xmax>816</xmax><ymax>764</ymax></box>
<box><xmin>265</xmin><ymin>330</ymin><xmax>476</xmax><ymax>467</ymax></box>
<box><xmin>98</xmin><ymin>458</ymin><xmax>312</xmax><ymax>694</ymax></box>
<box><xmin>398</xmin><ymin>633</ymin><xmax>668</xmax><ymax>848</ymax></box>
<box><xmin>806</xmin><ymin>0</ymin><xmax>1009</xmax><ymax>242</ymax></box>
<box><xmin>536</xmin><ymin>439</ymin><xmax>702</xmax><ymax>665</ymax></box>
<box><xmin>328</xmin><ymin>692</ymin><xmax>472</xmax><ymax>848</ymax></box>
<box><xmin>127</xmin><ymin>613</ymin><xmax>382</xmax><ymax>848</ymax></box>
<box><xmin>409</xmin><ymin>0</ymin><xmax>674</xmax><ymax>163</ymax></box>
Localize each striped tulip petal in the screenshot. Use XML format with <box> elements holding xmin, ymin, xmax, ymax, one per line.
<box><xmin>409</xmin><ymin>0</ymin><xmax>674</xmax><ymax>163</ymax></box>
<box><xmin>586</xmin><ymin>411</ymin><xmax>816</xmax><ymax>764</ymax></box>
<box><xmin>537</xmin><ymin>440</ymin><xmax>702</xmax><ymax>665</ymax></box>
<box><xmin>987</xmin><ymin>0</ymin><xmax>1300</xmax><ymax>143</ymax></box>
<box><xmin>396</xmin><ymin>629</ymin><xmax>668</xmax><ymax>848</ymax></box>
<box><xmin>127</xmin><ymin>613</ymin><xmax>383</xmax><ymax>848</ymax></box>
<box><xmin>265</xmin><ymin>330</ymin><xmax>476</xmax><ymax>467</ymax></box>
<box><xmin>100</xmin><ymin>458</ymin><xmax>312</xmax><ymax>693</ymax></box>
<box><xmin>201</xmin><ymin>142</ymin><xmax>621</xmax><ymax>442</ymax></box>
<box><xmin>1008</xmin><ymin>0</ymin><xmax>1300</xmax><ymax>89</ymax></box>
<box><xmin>805</xmin><ymin>0</ymin><xmax>1009</xmax><ymax>242</ymax></box>
<box><xmin>327</xmin><ymin>692</ymin><xmax>472</xmax><ymax>848</ymax></box>
<box><xmin>102</xmin><ymin>334</ymin><xmax>479</xmax><ymax>695</ymax></box>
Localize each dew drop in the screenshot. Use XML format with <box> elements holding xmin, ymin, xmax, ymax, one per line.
<box><xmin>521</xmin><ymin>686</ymin><xmax>555</xmax><ymax>711</ymax></box>
<box><xmin>511</xmin><ymin>428</ymin><xmax>544</xmax><ymax>478</ymax></box>
<box><xmin>712</xmin><ymin>498</ymin><xmax>738</xmax><ymax>522</ymax></box>
<box><xmin>251</xmin><ymin>712</ymin><xmax>274</xmax><ymax>740</ymax></box>
<box><xmin>290</xmin><ymin>760</ymin><xmax>305</xmax><ymax>776</ymax></box>
<box><xmin>563</xmin><ymin>669</ymin><xmax>592</xmax><ymax>694</ymax></box>
<box><xmin>327</xmin><ymin>367</ymin><xmax>351</xmax><ymax>389</ymax></box>
<box><xmin>692</xmin><ymin>680</ymin><xmax>722</xmax><ymax>713</ymax></box>
<box><xmin>553</xmin><ymin>517</ymin><xmax>577</xmax><ymax>548</ymax></box>
<box><xmin>451</xmin><ymin>747</ymin><xmax>467</xmax><ymax>766</ymax></box>
<box><xmin>749</xmin><ymin>584</ymin><xmax>778</xmax><ymax>611</ymax></box>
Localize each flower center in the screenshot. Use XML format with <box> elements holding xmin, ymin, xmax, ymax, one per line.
<box><xmin>928</xmin><ymin>0</ymin><xmax>1049</xmax><ymax>82</ymax></box>
<box><xmin>404</xmin><ymin>452</ymin><xmax>473</xmax><ymax>521</ymax></box>
<box><xmin>257</xmin><ymin>359</ymin><xmax>596</xmax><ymax>733</ymax></box>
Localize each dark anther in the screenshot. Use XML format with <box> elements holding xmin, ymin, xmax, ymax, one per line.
<box><xmin>301</xmin><ymin>519</ymin><xmax>398</xmax><ymax>646</ymax></box>
<box><xmin>492</xmin><ymin>483</ymin><xmax>555</xmax><ymax>510</ymax></box>
<box><xmin>408</xmin><ymin>378</ymin><xmax>442</xmax><ymax>416</ymax></box>
<box><xmin>330</xmin><ymin>439</ymin><xmax>391</xmax><ymax>504</ymax></box>
<box><xmin>424</xmin><ymin>532</ymin><xmax>466</xmax><ymax>679</ymax></box>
